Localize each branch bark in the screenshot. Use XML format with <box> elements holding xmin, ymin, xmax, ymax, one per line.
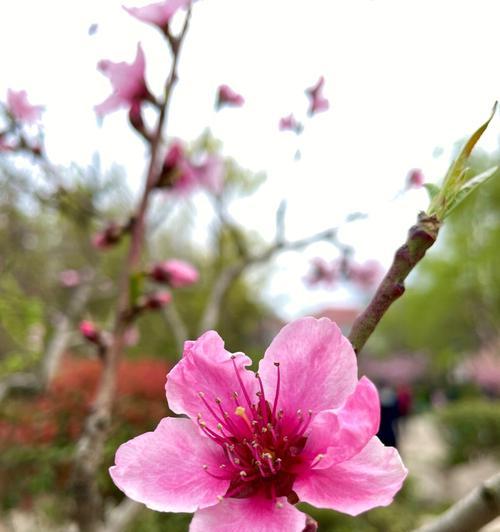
<box><xmin>348</xmin><ymin>212</ymin><xmax>440</xmax><ymax>354</ymax></box>
<box><xmin>414</xmin><ymin>472</ymin><xmax>500</xmax><ymax>532</ymax></box>
<box><xmin>40</xmin><ymin>279</ymin><xmax>92</xmax><ymax>388</ymax></box>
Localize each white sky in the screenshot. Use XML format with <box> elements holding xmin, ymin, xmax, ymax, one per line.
<box><xmin>1</xmin><ymin>0</ymin><xmax>499</xmax><ymax>318</ymax></box>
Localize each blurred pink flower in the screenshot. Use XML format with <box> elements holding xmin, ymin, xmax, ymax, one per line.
<box><xmin>464</xmin><ymin>346</ymin><xmax>500</xmax><ymax>394</ymax></box>
<box><xmin>110</xmin><ymin>317</ymin><xmax>407</xmax><ymax>529</ymax></box>
<box><xmin>305</xmin><ymin>258</ymin><xmax>338</xmax><ymax>288</ymax></box>
<box><xmin>95</xmin><ymin>44</ymin><xmax>152</xmax><ymax>117</ymax></box>
<box><xmin>79</xmin><ymin>320</ymin><xmax>100</xmax><ymax>344</ymax></box>
<box><xmin>0</xmin><ymin>136</ymin><xmax>15</xmax><ymax>152</ymax></box>
<box><xmin>216</xmin><ymin>84</ymin><xmax>244</xmax><ymax>109</ymax></box>
<box><xmin>347</xmin><ymin>260</ymin><xmax>383</xmax><ymax>291</ymax></box>
<box><xmin>59</xmin><ymin>269</ymin><xmax>81</xmax><ymax>288</ymax></box>
<box><xmin>157</xmin><ymin>142</ymin><xmax>224</xmax><ymax>194</ymax></box>
<box><xmin>193</xmin><ymin>154</ymin><xmax>225</xmax><ymax>194</ymax></box>
<box><xmin>150</xmin><ymin>259</ymin><xmax>199</xmax><ymax>287</ymax></box>
<box><xmin>6</xmin><ymin>89</ymin><xmax>44</xmax><ymax>124</ymax></box>
<box><xmin>407</xmin><ymin>168</ymin><xmax>424</xmax><ymax>189</ymax></box>
<box><xmin>124</xmin><ymin>326</ymin><xmax>140</xmax><ymax>347</ymax></box>
<box><xmin>306</xmin><ymin>77</ymin><xmax>329</xmax><ymax>116</ymax></box>
<box><xmin>124</xmin><ymin>0</ymin><xmax>191</xmax><ymax>28</ymax></box>
<box><xmin>279</xmin><ymin>114</ymin><xmax>302</xmax><ymax>134</ymax></box>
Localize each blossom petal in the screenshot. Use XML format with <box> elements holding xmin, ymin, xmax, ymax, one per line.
<box><xmin>302</xmin><ymin>376</ymin><xmax>380</xmax><ymax>468</ymax></box>
<box><xmin>109</xmin><ymin>417</ymin><xmax>229</xmax><ymax>512</ymax></box>
<box><xmin>294</xmin><ymin>436</ymin><xmax>408</xmax><ymax>516</ymax></box>
<box><xmin>166</xmin><ymin>331</ymin><xmax>258</xmax><ymax>432</ymax></box>
<box><xmin>124</xmin><ymin>0</ymin><xmax>191</xmax><ymax>28</ymax></box>
<box><xmin>258</xmin><ymin>317</ymin><xmax>357</xmax><ymax>423</ymax></box>
<box><xmin>190</xmin><ymin>496</ymin><xmax>307</xmax><ymax>532</ymax></box>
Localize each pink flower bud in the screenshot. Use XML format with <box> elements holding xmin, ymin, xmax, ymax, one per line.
<box><xmin>306</xmin><ymin>77</ymin><xmax>329</xmax><ymax>116</ymax></box>
<box><xmin>79</xmin><ymin>320</ymin><xmax>100</xmax><ymax>344</ymax></box>
<box><xmin>407</xmin><ymin>168</ymin><xmax>424</xmax><ymax>189</ymax></box>
<box><xmin>91</xmin><ymin>222</ymin><xmax>122</xmax><ymax>250</ymax></box>
<box><xmin>145</xmin><ymin>291</ymin><xmax>172</xmax><ymax>309</ymax></box>
<box><xmin>216</xmin><ymin>84</ymin><xmax>244</xmax><ymax>110</ymax></box>
<box><xmin>150</xmin><ymin>259</ymin><xmax>199</xmax><ymax>287</ymax></box>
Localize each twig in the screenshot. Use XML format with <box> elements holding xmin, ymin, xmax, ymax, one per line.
<box><xmin>40</xmin><ymin>279</ymin><xmax>93</xmax><ymax>388</ymax></box>
<box><xmin>162</xmin><ymin>299</ymin><xmax>188</xmax><ymax>354</ymax></box>
<box><xmin>199</xmin><ymin>225</ymin><xmax>339</xmax><ymax>333</ymax></box>
<box><xmin>348</xmin><ymin>212</ymin><xmax>440</xmax><ymax>354</ymax></box>
<box><xmin>413</xmin><ymin>472</ymin><xmax>500</xmax><ymax>532</ymax></box>
<box><xmin>71</xmin><ymin>11</ymin><xmax>192</xmax><ymax>532</ymax></box>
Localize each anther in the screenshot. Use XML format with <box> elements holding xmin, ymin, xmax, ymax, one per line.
<box><xmin>198</xmin><ymin>391</ymin><xmax>205</xmax><ymax>397</ymax></box>
<box><xmin>276</xmin><ymin>502</ymin><xmax>284</xmax><ymax>509</ymax></box>
<box><xmin>239</xmin><ymin>471</ymin><xmax>247</xmax><ymax>477</ymax></box>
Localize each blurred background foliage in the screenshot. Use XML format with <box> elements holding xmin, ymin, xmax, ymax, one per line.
<box><xmin>1</xmin><ymin>137</ymin><xmax>500</xmax><ymax>531</ymax></box>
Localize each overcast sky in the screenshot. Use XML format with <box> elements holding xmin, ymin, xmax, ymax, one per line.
<box><xmin>1</xmin><ymin>0</ymin><xmax>499</xmax><ymax>318</ymax></box>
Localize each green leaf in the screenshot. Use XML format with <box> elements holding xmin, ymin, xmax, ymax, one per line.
<box><xmin>445</xmin><ymin>165</ymin><xmax>498</xmax><ymax>217</ymax></box>
<box><xmin>429</xmin><ymin>102</ymin><xmax>498</xmax><ymax>219</ymax></box>
<box><xmin>423</xmin><ymin>183</ymin><xmax>440</xmax><ymax>201</ymax></box>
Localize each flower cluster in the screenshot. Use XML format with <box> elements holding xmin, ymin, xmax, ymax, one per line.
<box><xmin>110</xmin><ymin>317</ymin><xmax>407</xmax><ymax>531</ymax></box>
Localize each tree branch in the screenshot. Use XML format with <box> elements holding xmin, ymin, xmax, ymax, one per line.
<box><xmin>162</xmin><ymin>298</ymin><xmax>189</xmax><ymax>354</ymax></box>
<box><xmin>199</xmin><ymin>225</ymin><xmax>339</xmax><ymax>333</ymax></box>
<box><xmin>348</xmin><ymin>212</ymin><xmax>440</xmax><ymax>354</ymax></box>
<box><xmin>71</xmin><ymin>12</ymin><xmax>192</xmax><ymax>532</ymax></box>
<box><xmin>414</xmin><ymin>472</ymin><xmax>500</xmax><ymax>532</ymax></box>
<box><xmin>40</xmin><ymin>278</ymin><xmax>93</xmax><ymax>388</ymax></box>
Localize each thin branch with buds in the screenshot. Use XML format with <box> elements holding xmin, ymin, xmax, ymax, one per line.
<box><xmin>71</xmin><ymin>11</ymin><xmax>192</xmax><ymax>532</ymax></box>
<box><xmin>348</xmin><ymin>212</ymin><xmax>440</xmax><ymax>354</ymax></box>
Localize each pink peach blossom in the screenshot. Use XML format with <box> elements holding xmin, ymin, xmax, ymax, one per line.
<box><xmin>306</xmin><ymin>77</ymin><xmax>329</xmax><ymax>116</ymax></box>
<box><xmin>150</xmin><ymin>259</ymin><xmax>199</xmax><ymax>287</ymax></box>
<box><xmin>279</xmin><ymin>114</ymin><xmax>302</xmax><ymax>134</ymax></box>
<box><xmin>407</xmin><ymin>168</ymin><xmax>424</xmax><ymax>189</ymax></box>
<box><xmin>95</xmin><ymin>44</ymin><xmax>151</xmax><ymax>117</ymax></box>
<box><xmin>193</xmin><ymin>154</ymin><xmax>225</xmax><ymax>194</ymax></box>
<box><xmin>305</xmin><ymin>258</ymin><xmax>338</xmax><ymax>288</ymax></box>
<box><xmin>6</xmin><ymin>89</ymin><xmax>44</xmax><ymax>124</ymax></box>
<box><xmin>348</xmin><ymin>260</ymin><xmax>383</xmax><ymax>290</ymax></box>
<box><xmin>110</xmin><ymin>317</ymin><xmax>407</xmax><ymax>530</ymax></box>
<box><xmin>158</xmin><ymin>142</ymin><xmax>224</xmax><ymax>194</ymax></box>
<box><xmin>216</xmin><ymin>84</ymin><xmax>244</xmax><ymax>109</ymax></box>
<box><xmin>124</xmin><ymin>0</ymin><xmax>191</xmax><ymax>28</ymax></box>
